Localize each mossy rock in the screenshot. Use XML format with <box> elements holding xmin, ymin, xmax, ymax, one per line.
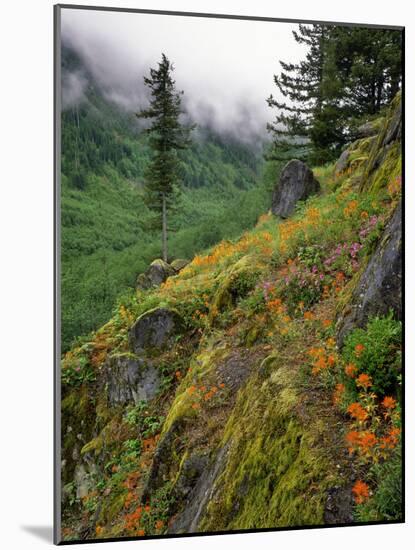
<box><xmin>129</xmin><ymin>307</ymin><xmax>184</xmax><ymax>354</ymax></box>
<box><xmin>97</xmin><ymin>492</ymin><xmax>126</xmax><ymax>525</ymax></box>
<box><xmin>61</xmin><ymin>384</ymin><xmax>96</xmax><ymax>486</ymax></box>
<box><xmin>209</xmin><ymin>255</ymin><xmax>264</xmax><ymax>323</ymax></box>
<box><xmin>103</xmin><ymin>352</ymin><xmax>161</xmax><ymax>406</ymax></box>
<box><xmin>360</xmin><ymin>92</ymin><xmax>401</xmax><ymax>193</ymax></box>
<box><xmin>171</xmin><ymin>258</ymin><xmax>190</xmax><ymax>272</ymax></box>
<box><xmin>136</xmin><ymin>259</ymin><xmax>176</xmax><ymax>290</ymax></box>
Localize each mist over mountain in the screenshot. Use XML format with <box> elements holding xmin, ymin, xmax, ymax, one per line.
<box><xmin>60</xmin><ymin>8</ymin><xmax>306</xmax><ymax>145</ymax></box>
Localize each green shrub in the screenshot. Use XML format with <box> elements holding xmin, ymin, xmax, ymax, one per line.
<box><xmin>342</xmin><ymin>314</ymin><xmax>402</xmax><ymax>397</ymax></box>
<box><xmin>355</xmin><ymin>446</ymin><xmax>402</xmax><ymax>522</ymax></box>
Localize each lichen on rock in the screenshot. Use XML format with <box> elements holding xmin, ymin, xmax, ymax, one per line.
<box><xmin>103</xmin><ymin>352</ymin><xmax>161</xmax><ymax>406</ymax></box>
<box><xmin>128</xmin><ymin>307</ymin><xmax>184</xmax><ymax>355</ymax></box>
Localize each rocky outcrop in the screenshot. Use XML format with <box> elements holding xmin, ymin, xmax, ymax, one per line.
<box><xmin>141</xmin><ymin>419</ymin><xmax>186</xmax><ymax>502</ymax></box>
<box><xmin>334</xmin><ymin>149</ymin><xmax>350</xmax><ymax>177</ymax></box>
<box><xmin>356</xmin><ymin>118</ymin><xmax>384</xmax><ymax>139</ymax></box>
<box><xmin>171</xmin><ymin>258</ymin><xmax>189</xmax><ymax>272</ymax></box>
<box><xmin>271</xmin><ymin>159</ymin><xmax>320</xmax><ymax>218</ymax></box>
<box><xmin>360</xmin><ymin>92</ymin><xmax>402</xmax><ymax>193</ymax></box>
<box><xmin>136</xmin><ymin>258</ymin><xmax>190</xmax><ymax>290</ymax></box>
<box><xmin>168</xmin><ymin>444</ymin><xmax>230</xmax><ymax>533</ymax></box>
<box><xmin>209</xmin><ymin>255</ymin><xmax>263</xmax><ymax>322</ymax></box>
<box><xmin>103</xmin><ymin>353</ymin><xmax>160</xmax><ymax>406</ymax></box>
<box><xmin>336</xmin><ymin>200</ymin><xmax>402</xmax><ymax>346</ymax></box>
<box><xmin>136</xmin><ymin>259</ymin><xmax>176</xmax><ymax>291</ymax></box>
<box><xmin>129</xmin><ymin>307</ymin><xmax>184</xmax><ymax>355</ymax></box>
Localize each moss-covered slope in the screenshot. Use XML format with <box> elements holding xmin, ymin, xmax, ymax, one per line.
<box><xmin>60</xmin><ymin>93</ymin><xmax>402</xmax><ymax>541</ymax></box>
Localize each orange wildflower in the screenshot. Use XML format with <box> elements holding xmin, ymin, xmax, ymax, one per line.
<box><xmin>359</xmin><ymin>431</ymin><xmax>377</xmax><ymax>451</ymax></box>
<box><xmin>352</xmin><ymin>480</ymin><xmax>370</xmax><ymax>504</ymax></box>
<box><xmin>345</xmin><ymin>430</ymin><xmax>361</xmax><ymax>453</ymax></box>
<box><xmin>345</xmin><ymin>363</ymin><xmax>358</xmax><ymax>377</ymax></box>
<box><xmin>175</xmin><ymin>370</ymin><xmax>182</xmax><ymax>379</ymax></box>
<box><xmin>219</xmin><ymin>383</ymin><xmax>225</xmax><ymax>388</ymax></box>
<box><xmin>155</xmin><ymin>520</ymin><xmax>164</xmax><ymax>530</ymax></box>
<box><xmin>308</xmin><ymin>346</ymin><xmax>324</xmax><ymax>358</ymax></box>
<box><xmin>314</xmin><ymin>356</ymin><xmax>327</xmax><ymax>370</ymax></box>
<box><xmin>304</xmin><ymin>311</ymin><xmax>315</xmax><ymax>321</ymax></box>
<box><xmin>356</xmin><ymin>373</ymin><xmax>372</xmax><ymax>389</ymax></box>
<box><xmin>354</xmin><ymin>343</ymin><xmax>365</xmax><ymax>356</ymax></box>
<box><xmin>322</xmin><ymin>319</ymin><xmax>332</xmax><ymax>328</ymax></box>
<box><xmin>191</xmin><ymin>403</ymin><xmax>200</xmax><ymax>410</ymax></box>
<box><xmin>188</xmin><ymin>385</ymin><xmax>197</xmax><ymax>395</ymax></box>
<box><xmin>380</xmin><ymin>427</ymin><xmax>401</xmax><ymax>450</ymax></box>
<box><xmin>137</xmin><ymin>529</ymin><xmax>145</xmax><ymax>536</ymax></box>
<box><xmin>347</xmin><ymin>402</ymin><xmax>368</xmax><ymax>422</ymax></box>
<box><xmin>382</xmin><ymin>396</ymin><xmax>397</xmax><ymax>410</ymax></box>
<box><xmin>327</xmin><ymin>354</ymin><xmax>336</xmax><ymax>366</ymax></box>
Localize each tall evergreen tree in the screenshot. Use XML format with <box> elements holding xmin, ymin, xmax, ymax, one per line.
<box><xmin>137</xmin><ymin>53</ymin><xmax>192</xmax><ymax>261</ymax></box>
<box><xmin>327</xmin><ymin>27</ymin><xmax>402</xmax><ymax>119</ymax></box>
<box><xmin>266</xmin><ymin>24</ymin><xmax>328</xmax><ymax>164</ymax></box>
<box><xmin>267</xmin><ymin>25</ymin><xmax>402</xmax><ymax>166</ymax></box>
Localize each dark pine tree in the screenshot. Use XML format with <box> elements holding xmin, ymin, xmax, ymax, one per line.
<box><xmin>266</xmin><ymin>24</ymin><xmax>329</xmax><ymax>164</ymax></box>
<box><xmin>267</xmin><ymin>25</ymin><xmax>402</xmax><ymax>166</ymax></box>
<box><xmin>328</xmin><ymin>27</ymin><xmax>402</xmax><ymax>120</ymax></box>
<box><xmin>137</xmin><ymin>53</ymin><xmax>192</xmax><ymax>261</ymax></box>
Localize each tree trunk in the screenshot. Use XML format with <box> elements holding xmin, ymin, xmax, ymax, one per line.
<box><xmin>162</xmin><ymin>193</ymin><xmax>168</xmax><ymax>262</ymax></box>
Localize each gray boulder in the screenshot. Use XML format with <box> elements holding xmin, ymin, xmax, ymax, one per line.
<box><xmin>271</xmin><ymin>159</ymin><xmax>320</xmax><ymax>218</ymax></box>
<box><xmin>104</xmin><ymin>353</ymin><xmax>160</xmax><ymax>406</ymax></box>
<box><xmin>336</xmin><ymin>201</ymin><xmax>402</xmax><ymax>346</ymax></box>
<box><xmin>136</xmin><ymin>259</ymin><xmax>176</xmax><ymax>290</ymax></box>
<box><xmin>356</xmin><ymin>119</ymin><xmax>382</xmax><ymax>139</ymax></box>
<box><xmin>171</xmin><ymin>258</ymin><xmax>190</xmax><ymax>272</ymax></box>
<box><xmin>129</xmin><ymin>307</ymin><xmax>184</xmax><ymax>355</ymax></box>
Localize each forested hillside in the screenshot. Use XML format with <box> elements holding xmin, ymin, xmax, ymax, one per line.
<box><xmin>61</xmin><ymin>45</ymin><xmax>276</xmax><ymax>351</ymax></box>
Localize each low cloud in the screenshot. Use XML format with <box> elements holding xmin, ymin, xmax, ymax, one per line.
<box><xmin>60</xmin><ymin>8</ymin><xmax>306</xmax><ymax>142</ymax></box>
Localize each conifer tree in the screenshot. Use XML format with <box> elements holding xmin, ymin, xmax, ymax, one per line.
<box><xmin>137</xmin><ymin>53</ymin><xmax>192</xmax><ymax>262</ymax></box>
<box><xmin>266</xmin><ymin>24</ymin><xmax>328</xmax><ymax>163</ymax></box>
<box><xmin>267</xmin><ymin>25</ymin><xmax>402</xmax><ymax>166</ymax></box>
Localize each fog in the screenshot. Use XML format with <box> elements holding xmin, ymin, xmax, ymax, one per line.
<box><xmin>61</xmin><ymin>8</ymin><xmax>307</xmax><ymax>142</ymax></box>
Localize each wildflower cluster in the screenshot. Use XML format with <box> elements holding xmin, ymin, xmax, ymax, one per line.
<box><xmin>188</xmin><ymin>231</ymin><xmax>275</xmax><ymax>273</ymax></box>
<box><xmin>123</xmin><ymin>489</ymin><xmax>172</xmax><ymax>537</ymax></box>
<box><xmin>308</xmin><ymin>337</ymin><xmax>338</xmax><ymax>376</ymax></box>
<box><xmin>358</xmin><ymin>214</ymin><xmax>380</xmax><ymax>240</ymax></box>
<box><xmin>343</xmin><ymin>372</ymin><xmax>400</xmax><ymax>466</ymax></box>
<box><xmin>279</xmin><ymin>206</ymin><xmax>320</xmax><ymax>255</ymax></box>
<box><xmin>187</xmin><ymin>382</ymin><xmax>226</xmax><ymax>410</ymax></box>
<box><xmin>280</xmin><ymin>260</ymin><xmax>327</xmax><ymax>312</ymax></box>
<box><xmin>258</xmin><ymin>284</ymin><xmax>293</xmax><ymax>336</ymax></box>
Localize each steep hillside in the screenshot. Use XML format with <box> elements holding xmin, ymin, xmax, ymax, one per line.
<box><xmin>60</xmin><ymin>93</ymin><xmax>402</xmax><ymax>541</ymax></box>
<box><xmin>61</xmin><ymin>44</ymin><xmax>274</xmax><ymax>351</ymax></box>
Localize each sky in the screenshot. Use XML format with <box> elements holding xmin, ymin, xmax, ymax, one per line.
<box><xmin>60</xmin><ymin>8</ymin><xmax>307</xmax><ymax>142</ymax></box>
